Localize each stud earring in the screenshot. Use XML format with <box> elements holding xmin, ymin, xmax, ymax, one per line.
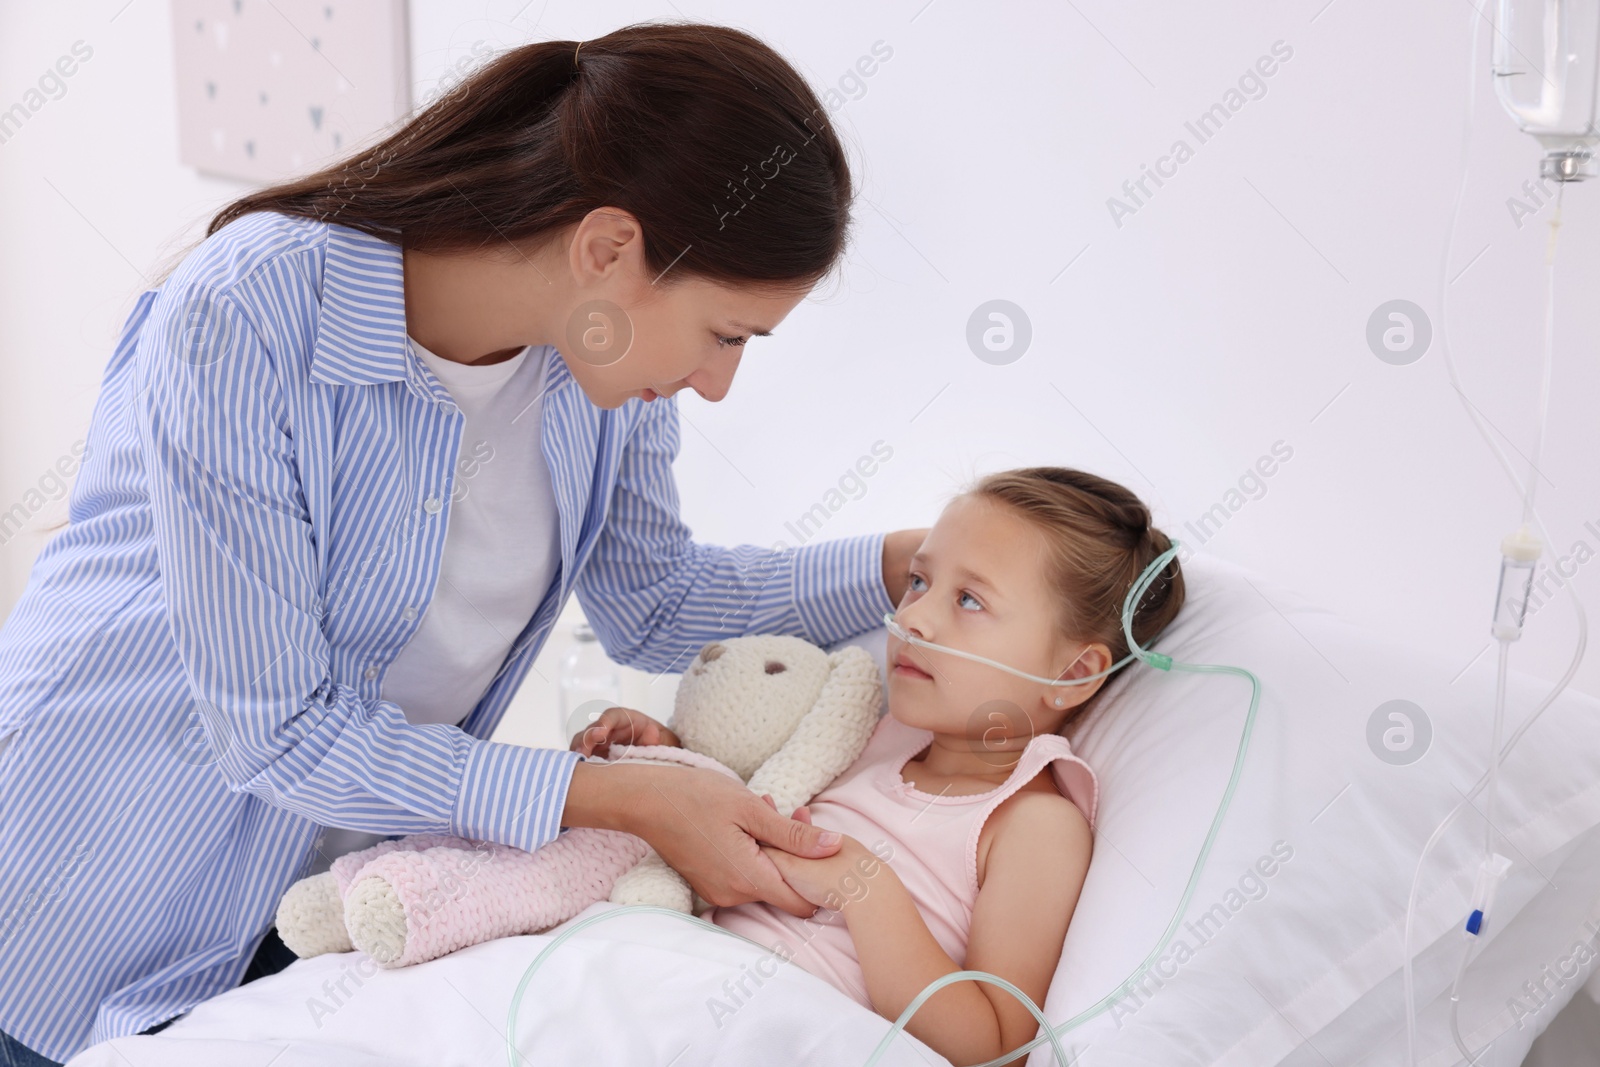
<box><xmin>1053</xmin><ymin>695</ymin><xmax>1066</xmax><ymax>707</ymax></box>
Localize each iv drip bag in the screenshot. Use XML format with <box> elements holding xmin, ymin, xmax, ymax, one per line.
<box><xmin>1494</xmin><ymin>0</ymin><xmax>1600</xmax><ymax>179</ymax></box>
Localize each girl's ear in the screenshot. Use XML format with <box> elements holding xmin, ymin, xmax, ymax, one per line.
<box><xmin>1071</xmin><ymin>642</ymin><xmax>1113</xmax><ymax>681</ymax></box>
<box><xmin>1047</xmin><ymin>642</ymin><xmax>1114</xmax><ymax>710</ymax></box>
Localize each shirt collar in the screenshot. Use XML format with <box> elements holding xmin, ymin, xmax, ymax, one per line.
<box><xmin>307</xmin><ymin>221</ymin><xmax>577</xmax><ymax>397</ymax></box>
<box><xmin>302</xmin><ymin>223</ymin><xmax>585</xmax><ymax>406</ymax></box>
<box><xmin>307</xmin><ymin>222</ymin><xmax>411</xmax><ymax>387</ymax></box>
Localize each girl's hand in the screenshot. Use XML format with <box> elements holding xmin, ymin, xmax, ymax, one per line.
<box><xmin>570</xmin><ymin>706</ymin><xmax>681</xmax><ymax>757</ymax></box>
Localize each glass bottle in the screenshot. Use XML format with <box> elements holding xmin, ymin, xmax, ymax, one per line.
<box><xmin>1494</xmin><ymin>0</ymin><xmax>1600</xmax><ymax>180</ymax></box>
<box><xmin>558</xmin><ymin>622</ymin><xmax>621</xmax><ymax>743</ymax></box>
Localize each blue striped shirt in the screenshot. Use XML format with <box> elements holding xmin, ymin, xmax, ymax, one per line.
<box><xmin>0</xmin><ymin>211</ymin><xmax>891</xmax><ymax>1062</ymax></box>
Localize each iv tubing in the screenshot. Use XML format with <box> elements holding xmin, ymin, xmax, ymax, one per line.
<box><xmin>1447</xmin><ymin>639</ymin><xmax>1510</xmax><ymax>1066</ymax></box>
<box><xmin>1399</xmin><ymin>581</ymin><xmax>1585</xmax><ymax>1063</ymax></box>
<box><xmin>1525</xmin><ymin>182</ymin><xmax>1562</xmax><ymax>527</ymax></box>
<box><xmin>1402</xmin><ymin>4</ymin><xmax>1589</xmax><ymax>1063</ymax></box>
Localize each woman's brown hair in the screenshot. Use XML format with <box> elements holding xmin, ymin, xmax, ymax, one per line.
<box><xmin>151</xmin><ymin>20</ymin><xmax>855</xmax><ymax>291</ymax></box>
<box><xmin>67</xmin><ymin>21</ymin><xmax>847</xmax><ymax>548</ymax></box>
<box><xmin>62</xmin><ymin>22</ymin><xmax>857</xmax><ymax>543</ymax></box>
<box><xmin>968</xmin><ymin>467</ymin><xmax>1186</xmax><ymax>727</ymax></box>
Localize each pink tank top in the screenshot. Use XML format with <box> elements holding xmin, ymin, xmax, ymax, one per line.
<box><xmin>708</xmin><ymin>710</ymin><xmax>1099</xmax><ymax>1010</ymax></box>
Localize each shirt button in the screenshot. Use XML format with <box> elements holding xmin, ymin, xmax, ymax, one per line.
<box><xmin>423</xmin><ymin>496</ymin><xmax>442</xmax><ymax>514</ymax></box>
<box><xmin>402</xmin><ymin>606</ymin><xmax>418</xmax><ymax>621</ymax></box>
<box><xmin>364</xmin><ymin>666</ymin><xmax>379</xmax><ymax>681</ymax></box>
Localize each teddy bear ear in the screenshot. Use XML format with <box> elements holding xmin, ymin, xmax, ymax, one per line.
<box><xmin>825</xmin><ymin>644</ymin><xmax>876</xmax><ymax>675</ymax></box>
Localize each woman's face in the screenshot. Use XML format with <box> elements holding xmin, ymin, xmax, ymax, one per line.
<box><xmin>551</xmin><ymin>211</ymin><xmax>812</xmax><ymax>409</ymax></box>
<box><xmin>886</xmin><ymin>495</ymin><xmax>1110</xmax><ymax>743</ymax></box>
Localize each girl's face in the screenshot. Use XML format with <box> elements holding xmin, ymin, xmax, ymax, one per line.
<box><xmin>887</xmin><ymin>494</ymin><xmax>1111</xmax><ymax>744</ymax></box>
<box><xmin>552</xmin><ymin>211</ymin><xmax>811</xmax><ymax>409</ymax></box>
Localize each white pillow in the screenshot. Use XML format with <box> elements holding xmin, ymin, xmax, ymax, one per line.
<box><xmin>829</xmin><ymin>551</ymin><xmax>1600</xmax><ymax>1066</ymax></box>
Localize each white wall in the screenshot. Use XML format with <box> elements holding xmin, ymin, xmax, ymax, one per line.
<box><xmin>3</xmin><ymin>0</ymin><xmax>1596</xmax><ymax>753</ymax></box>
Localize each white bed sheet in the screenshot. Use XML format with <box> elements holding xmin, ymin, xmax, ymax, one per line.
<box><xmin>64</xmin><ymin>902</ymin><xmax>950</xmax><ymax>1067</ymax></box>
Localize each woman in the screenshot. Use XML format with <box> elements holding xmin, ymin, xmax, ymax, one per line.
<box><xmin>0</xmin><ymin>23</ymin><xmax>924</xmax><ymax>1065</ymax></box>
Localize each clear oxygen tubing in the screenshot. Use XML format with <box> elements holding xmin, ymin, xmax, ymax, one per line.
<box><xmin>1401</xmin><ymin>4</ymin><xmax>1589</xmax><ymax>1064</ymax></box>
<box><xmin>881</xmin><ymin>614</ymin><xmax>1152</xmax><ymax>684</ymax></box>
<box><xmin>504</xmin><ymin>540</ymin><xmax>1266</xmax><ymax>1067</ymax></box>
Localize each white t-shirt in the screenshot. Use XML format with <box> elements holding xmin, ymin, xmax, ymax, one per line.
<box><xmin>379</xmin><ymin>336</ymin><xmax>564</xmax><ymax>726</ymax></box>
<box><xmin>310</xmin><ymin>336</ymin><xmax>563</xmax><ymax>872</ymax></box>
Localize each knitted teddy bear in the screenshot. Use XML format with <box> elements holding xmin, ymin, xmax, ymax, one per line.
<box><xmin>274</xmin><ymin>633</ymin><xmax>882</xmax><ymax>969</ymax></box>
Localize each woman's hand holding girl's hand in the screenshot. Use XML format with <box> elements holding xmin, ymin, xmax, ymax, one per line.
<box><xmin>755</xmin><ymin>795</ymin><xmax>876</xmax><ymax>915</ymax></box>
<box><xmin>569</xmin><ymin>706</ymin><xmax>681</xmax><ymax>757</ymax></box>
<box><xmin>617</xmin><ymin>768</ymin><xmax>843</xmax><ymax>918</ymax></box>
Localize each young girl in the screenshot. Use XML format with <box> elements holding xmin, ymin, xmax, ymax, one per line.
<box><xmin>588</xmin><ymin>467</ymin><xmax>1184</xmax><ymax>1065</ymax></box>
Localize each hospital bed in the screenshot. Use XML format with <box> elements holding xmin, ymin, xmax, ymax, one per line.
<box><xmin>64</xmin><ymin>551</ymin><xmax>1600</xmax><ymax>1067</ymax></box>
